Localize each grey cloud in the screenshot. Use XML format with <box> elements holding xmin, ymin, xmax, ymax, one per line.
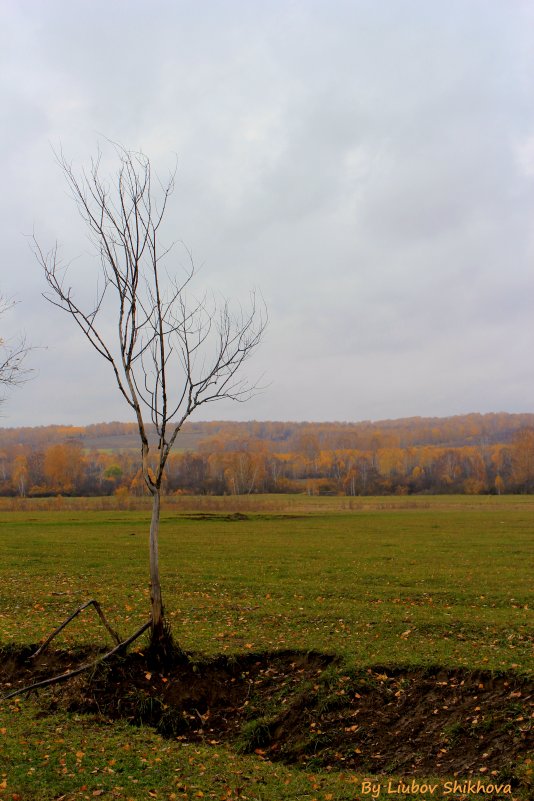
<box><xmin>1</xmin><ymin>0</ymin><xmax>534</xmax><ymax>426</ymax></box>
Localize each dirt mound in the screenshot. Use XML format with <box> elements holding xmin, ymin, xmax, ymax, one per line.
<box><xmin>1</xmin><ymin>646</ymin><xmax>532</xmax><ymax>781</ymax></box>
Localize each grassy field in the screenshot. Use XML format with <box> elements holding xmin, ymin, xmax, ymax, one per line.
<box><xmin>0</xmin><ymin>496</ymin><xmax>532</xmax><ymax>800</ymax></box>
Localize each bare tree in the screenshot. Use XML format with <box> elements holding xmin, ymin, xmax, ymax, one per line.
<box><xmin>33</xmin><ymin>143</ymin><xmax>266</xmax><ymax>659</ymax></box>
<box><xmin>0</xmin><ymin>296</ymin><xmax>31</xmax><ymax>402</ymax></box>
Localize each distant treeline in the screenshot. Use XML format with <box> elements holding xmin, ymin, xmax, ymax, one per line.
<box><xmin>2</xmin><ymin>413</ymin><xmax>534</xmax><ymax>496</ymax></box>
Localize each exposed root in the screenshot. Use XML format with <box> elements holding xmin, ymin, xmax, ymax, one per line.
<box><xmin>146</xmin><ymin>617</ymin><xmax>188</xmax><ymax>669</ymax></box>
<box><xmin>31</xmin><ymin>599</ymin><xmax>121</xmax><ymax>659</ymax></box>
<box><xmin>1</xmin><ymin>620</ymin><xmax>150</xmax><ymax>700</ymax></box>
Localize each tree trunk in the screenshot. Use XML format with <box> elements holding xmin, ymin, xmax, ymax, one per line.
<box><xmin>149</xmin><ymin>487</ymin><xmax>165</xmax><ymax>642</ymax></box>
<box><xmin>147</xmin><ymin>486</ymin><xmax>182</xmax><ymax>665</ymax></box>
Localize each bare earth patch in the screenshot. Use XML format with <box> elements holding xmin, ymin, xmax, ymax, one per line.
<box><xmin>0</xmin><ymin>646</ymin><xmax>532</xmax><ymax>784</ymax></box>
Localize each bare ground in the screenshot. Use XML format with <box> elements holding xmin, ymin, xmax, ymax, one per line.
<box><xmin>0</xmin><ymin>646</ymin><xmax>532</xmax><ymax>783</ymax></box>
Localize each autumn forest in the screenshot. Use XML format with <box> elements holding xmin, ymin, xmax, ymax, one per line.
<box><xmin>2</xmin><ymin>412</ymin><xmax>534</xmax><ymax>498</ymax></box>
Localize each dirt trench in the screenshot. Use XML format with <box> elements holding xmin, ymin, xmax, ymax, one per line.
<box><xmin>0</xmin><ymin>645</ymin><xmax>532</xmax><ymax>782</ymax></box>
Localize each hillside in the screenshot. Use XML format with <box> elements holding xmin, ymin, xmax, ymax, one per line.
<box><xmin>1</xmin><ymin>411</ymin><xmax>534</xmax><ymax>452</ymax></box>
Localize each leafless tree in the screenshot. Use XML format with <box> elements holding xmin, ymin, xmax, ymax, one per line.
<box><xmin>0</xmin><ymin>296</ymin><xmax>31</xmax><ymax>402</ymax></box>
<box><xmin>33</xmin><ymin>143</ymin><xmax>266</xmax><ymax>659</ymax></box>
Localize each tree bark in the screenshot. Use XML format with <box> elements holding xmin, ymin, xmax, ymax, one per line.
<box><xmin>149</xmin><ymin>487</ymin><xmax>164</xmax><ymax>642</ymax></box>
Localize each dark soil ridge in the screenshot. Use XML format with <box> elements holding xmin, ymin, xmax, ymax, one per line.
<box><xmin>0</xmin><ymin>645</ymin><xmax>532</xmax><ymax>781</ymax></box>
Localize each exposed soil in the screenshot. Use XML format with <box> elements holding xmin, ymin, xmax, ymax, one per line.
<box><xmin>0</xmin><ymin>645</ymin><xmax>532</xmax><ymax>782</ymax></box>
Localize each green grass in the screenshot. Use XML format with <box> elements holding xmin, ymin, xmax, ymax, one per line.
<box><xmin>1</xmin><ymin>702</ymin><xmax>373</xmax><ymax>800</ymax></box>
<box><xmin>0</xmin><ymin>496</ymin><xmax>532</xmax><ymax>799</ymax></box>
<box><xmin>0</xmin><ymin>499</ymin><xmax>531</xmax><ymax>671</ymax></box>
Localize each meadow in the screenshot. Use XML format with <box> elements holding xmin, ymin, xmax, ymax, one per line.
<box><xmin>0</xmin><ymin>495</ymin><xmax>532</xmax><ymax>800</ymax></box>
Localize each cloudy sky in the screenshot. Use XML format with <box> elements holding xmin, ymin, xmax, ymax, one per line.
<box><xmin>1</xmin><ymin>0</ymin><xmax>534</xmax><ymax>427</ymax></box>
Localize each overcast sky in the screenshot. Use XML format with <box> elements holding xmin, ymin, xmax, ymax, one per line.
<box><xmin>1</xmin><ymin>0</ymin><xmax>534</xmax><ymax>427</ymax></box>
